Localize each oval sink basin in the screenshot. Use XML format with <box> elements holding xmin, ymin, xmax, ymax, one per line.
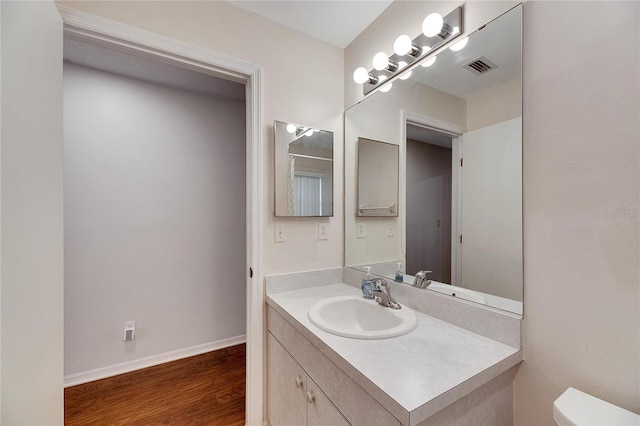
<box><xmin>308</xmin><ymin>296</ymin><xmax>417</xmax><ymax>339</ymax></box>
<box><xmin>428</xmin><ymin>282</ymin><xmax>487</xmax><ymax>304</ymax></box>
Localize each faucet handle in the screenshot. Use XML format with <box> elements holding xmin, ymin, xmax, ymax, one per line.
<box><xmin>371</xmin><ymin>277</ymin><xmax>387</xmax><ymax>291</ymax></box>
<box><xmin>413</xmin><ymin>271</ymin><xmax>433</xmax><ymax>289</ymax></box>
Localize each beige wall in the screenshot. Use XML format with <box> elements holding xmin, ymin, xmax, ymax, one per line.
<box><xmin>346</xmin><ymin>0</ymin><xmax>639</xmax><ymax>424</ymax></box>
<box><xmin>466</xmin><ymin>78</ymin><xmax>521</xmax><ymax>131</ymax></box>
<box><xmin>57</xmin><ymin>0</ymin><xmax>345</xmax><ymax>277</ymax></box>
<box><xmin>1</xmin><ymin>2</ymin><xmax>64</xmax><ymax>423</ymax></box>
<box><xmin>516</xmin><ymin>1</ymin><xmax>639</xmax><ymax>423</ymax></box>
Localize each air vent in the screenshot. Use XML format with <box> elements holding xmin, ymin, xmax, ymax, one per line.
<box><xmin>463</xmin><ymin>56</ymin><xmax>498</xmax><ymax>75</ymax></box>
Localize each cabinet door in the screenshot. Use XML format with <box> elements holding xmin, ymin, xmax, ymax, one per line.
<box><xmin>268</xmin><ymin>334</ymin><xmax>306</xmax><ymax>426</ymax></box>
<box><xmin>306</xmin><ymin>379</ymin><xmax>350</xmax><ymax>426</ymax></box>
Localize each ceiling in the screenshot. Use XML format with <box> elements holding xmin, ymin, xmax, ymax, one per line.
<box><xmin>226</xmin><ymin>0</ymin><xmax>393</xmax><ymax>48</ymax></box>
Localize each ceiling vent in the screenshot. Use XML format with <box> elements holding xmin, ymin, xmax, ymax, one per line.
<box><xmin>463</xmin><ymin>56</ymin><xmax>498</xmax><ymax>75</ymax></box>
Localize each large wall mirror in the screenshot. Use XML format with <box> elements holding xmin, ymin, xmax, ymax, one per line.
<box><xmin>345</xmin><ymin>5</ymin><xmax>523</xmax><ymax>314</ymax></box>
<box><xmin>274</xmin><ymin>120</ymin><xmax>334</xmax><ymax>217</ymax></box>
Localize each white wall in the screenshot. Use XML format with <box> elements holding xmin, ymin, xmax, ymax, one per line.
<box><xmin>347</xmin><ymin>1</ymin><xmax>639</xmax><ymax>424</ymax></box>
<box><xmin>64</xmin><ymin>63</ymin><xmax>246</xmax><ymax>375</ymax></box>
<box><xmin>1</xmin><ymin>1</ymin><xmax>64</xmax><ymax>423</ymax></box>
<box><xmin>56</xmin><ymin>0</ymin><xmax>345</xmax><ymax>276</ymax></box>
<box><xmin>461</xmin><ymin>118</ymin><xmax>522</xmax><ymax>302</ymax></box>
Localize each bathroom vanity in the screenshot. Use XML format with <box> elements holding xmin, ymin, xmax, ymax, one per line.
<box><xmin>266</xmin><ymin>270</ymin><xmax>522</xmax><ymax>426</ymax></box>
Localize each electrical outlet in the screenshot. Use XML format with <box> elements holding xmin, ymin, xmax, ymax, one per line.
<box><xmin>318</xmin><ymin>223</ymin><xmax>328</xmax><ymax>240</ymax></box>
<box><xmin>356</xmin><ymin>222</ymin><xmax>366</xmax><ymax>239</ymax></box>
<box><xmin>387</xmin><ymin>222</ymin><xmax>394</xmax><ymax>237</ymax></box>
<box><xmin>124</xmin><ymin>321</ymin><xmax>135</xmax><ymax>341</ymax></box>
<box><xmin>275</xmin><ymin>224</ymin><xmax>286</xmax><ymax>243</ymax></box>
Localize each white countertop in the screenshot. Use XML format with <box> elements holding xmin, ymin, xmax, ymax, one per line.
<box><xmin>267</xmin><ymin>283</ymin><xmax>522</xmax><ymax>424</ymax></box>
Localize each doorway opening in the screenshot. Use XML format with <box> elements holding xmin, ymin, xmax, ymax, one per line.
<box><xmin>401</xmin><ymin>113</ymin><xmax>463</xmax><ymax>286</ymax></box>
<box><xmin>405</xmin><ymin>124</ymin><xmax>453</xmax><ymax>283</ymax></box>
<box><xmin>59</xmin><ymin>7</ymin><xmax>263</xmax><ymax>424</ymax></box>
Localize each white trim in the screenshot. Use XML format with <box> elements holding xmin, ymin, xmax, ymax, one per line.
<box><xmin>57</xmin><ymin>6</ymin><xmax>265</xmax><ymax>425</ymax></box>
<box><xmin>64</xmin><ymin>335</ymin><xmax>246</xmax><ymax>388</ymax></box>
<box><xmin>451</xmin><ymin>136</ymin><xmax>463</xmax><ymax>285</ymax></box>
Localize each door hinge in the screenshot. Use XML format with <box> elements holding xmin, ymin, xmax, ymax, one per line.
<box><xmin>249</xmin><ymin>267</ymin><xmax>253</xmax><ymax>278</ymax></box>
<box><xmin>460</xmin><ymin>158</ymin><xmax>463</xmax><ymax>167</ymax></box>
<box><xmin>459</xmin><ymin>235</ymin><xmax>463</xmax><ymax>244</ymax></box>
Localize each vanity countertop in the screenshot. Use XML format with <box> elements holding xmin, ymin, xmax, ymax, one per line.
<box><xmin>267</xmin><ymin>283</ymin><xmax>522</xmax><ymax>425</ymax></box>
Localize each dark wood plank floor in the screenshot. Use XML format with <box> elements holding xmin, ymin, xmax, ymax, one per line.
<box><xmin>65</xmin><ymin>344</ymin><xmax>245</xmax><ymax>426</ymax></box>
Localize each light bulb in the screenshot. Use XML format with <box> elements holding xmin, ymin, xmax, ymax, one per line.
<box><xmin>422</xmin><ymin>46</ymin><xmax>432</xmax><ymax>55</ymax></box>
<box><xmin>286</xmin><ymin>124</ymin><xmax>296</xmax><ymax>134</ymax></box>
<box><xmin>398</xmin><ymin>61</ymin><xmax>407</xmax><ymax>70</ymax></box>
<box><xmin>353</xmin><ymin>67</ymin><xmax>370</xmax><ymax>84</ymax></box>
<box><xmin>305</xmin><ymin>129</ymin><xmax>314</xmax><ymax>137</ymax></box>
<box><xmin>422</xmin><ymin>13</ymin><xmax>444</xmax><ymax>37</ymax></box>
<box><xmin>449</xmin><ymin>37</ymin><xmax>468</xmax><ymax>52</ymax></box>
<box><xmin>400</xmin><ymin>70</ymin><xmax>412</xmax><ymax>80</ymax></box>
<box><xmin>380</xmin><ymin>82</ymin><xmax>393</xmax><ymax>93</ymax></box>
<box><xmin>421</xmin><ymin>56</ymin><xmax>437</xmax><ymax>67</ymax></box>
<box><xmin>372</xmin><ymin>52</ymin><xmax>390</xmax><ymax>71</ymax></box>
<box><xmin>394</xmin><ymin>35</ymin><xmax>413</xmax><ymax>56</ymax></box>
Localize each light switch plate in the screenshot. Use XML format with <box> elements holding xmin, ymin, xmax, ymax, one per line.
<box><xmin>275</xmin><ymin>224</ymin><xmax>286</xmax><ymax>243</ymax></box>
<box><xmin>356</xmin><ymin>222</ymin><xmax>366</xmax><ymax>239</ymax></box>
<box><xmin>387</xmin><ymin>222</ymin><xmax>394</xmax><ymax>237</ymax></box>
<box><xmin>318</xmin><ymin>223</ymin><xmax>328</xmax><ymax>240</ymax></box>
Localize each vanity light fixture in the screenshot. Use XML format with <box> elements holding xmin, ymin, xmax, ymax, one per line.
<box><xmin>372</xmin><ymin>52</ymin><xmax>398</xmax><ymax>72</ymax></box>
<box><xmin>353</xmin><ymin>67</ymin><xmax>378</xmax><ymax>85</ymax></box>
<box><xmin>352</xmin><ymin>5</ymin><xmax>463</xmax><ymax>95</ymax></box>
<box><xmin>393</xmin><ymin>35</ymin><xmax>421</xmax><ymax>57</ymax></box>
<box><xmin>422</xmin><ymin>13</ymin><xmax>444</xmax><ymax>37</ymax></box>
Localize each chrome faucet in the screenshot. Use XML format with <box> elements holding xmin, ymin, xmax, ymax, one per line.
<box><xmin>412</xmin><ymin>270</ymin><xmax>433</xmax><ymax>289</ymax></box>
<box><xmin>371</xmin><ymin>278</ymin><xmax>401</xmax><ymax>309</ymax></box>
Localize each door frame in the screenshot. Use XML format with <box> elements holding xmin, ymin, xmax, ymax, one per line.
<box><xmin>57</xmin><ymin>6</ymin><xmax>265</xmax><ymax>425</ymax></box>
<box><xmin>401</xmin><ymin>110</ymin><xmax>464</xmax><ymax>285</ymax></box>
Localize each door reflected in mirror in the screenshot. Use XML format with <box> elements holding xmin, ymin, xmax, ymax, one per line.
<box><xmin>274</xmin><ymin>120</ymin><xmax>334</xmax><ymax>217</ymax></box>
<box><xmin>344</xmin><ymin>5</ymin><xmax>523</xmax><ymax>314</ymax></box>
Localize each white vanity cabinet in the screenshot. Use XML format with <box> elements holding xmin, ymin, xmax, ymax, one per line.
<box><xmin>267</xmin><ymin>306</ymin><xmax>401</xmax><ymax>426</ymax></box>
<box><xmin>268</xmin><ymin>333</ymin><xmax>349</xmax><ymax>426</ymax></box>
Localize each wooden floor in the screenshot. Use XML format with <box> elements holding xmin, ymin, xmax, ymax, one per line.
<box><xmin>65</xmin><ymin>344</ymin><xmax>245</xmax><ymax>426</ymax></box>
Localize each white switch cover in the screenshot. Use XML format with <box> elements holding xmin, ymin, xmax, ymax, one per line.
<box><xmin>356</xmin><ymin>222</ymin><xmax>366</xmax><ymax>239</ymax></box>
<box><xmin>318</xmin><ymin>223</ymin><xmax>328</xmax><ymax>240</ymax></box>
<box><xmin>387</xmin><ymin>222</ymin><xmax>394</xmax><ymax>237</ymax></box>
<box><xmin>275</xmin><ymin>224</ymin><xmax>286</xmax><ymax>243</ymax></box>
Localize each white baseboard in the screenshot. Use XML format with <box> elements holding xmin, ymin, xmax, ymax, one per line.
<box><xmin>64</xmin><ymin>334</ymin><xmax>246</xmax><ymax>388</ymax></box>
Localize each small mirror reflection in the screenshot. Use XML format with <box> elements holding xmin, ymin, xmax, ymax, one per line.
<box><xmin>274</xmin><ymin>120</ymin><xmax>334</xmax><ymax>217</ymax></box>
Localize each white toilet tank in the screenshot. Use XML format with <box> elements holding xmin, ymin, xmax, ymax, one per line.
<box><xmin>553</xmin><ymin>387</ymin><xmax>640</xmax><ymax>426</ymax></box>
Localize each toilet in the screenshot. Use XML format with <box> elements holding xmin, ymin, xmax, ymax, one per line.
<box><xmin>554</xmin><ymin>387</ymin><xmax>640</xmax><ymax>425</ymax></box>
